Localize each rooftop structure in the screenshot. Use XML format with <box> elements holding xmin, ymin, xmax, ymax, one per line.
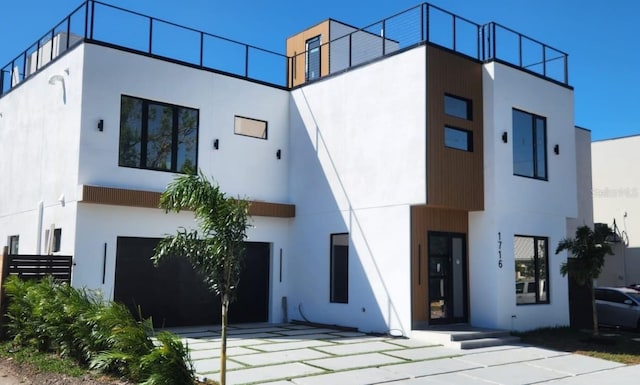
<box><xmin>1</xmin><ymin>0</ymin><xmax>569</xmax><ymax>97</ymax></box>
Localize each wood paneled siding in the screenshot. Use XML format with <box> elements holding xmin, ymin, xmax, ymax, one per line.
<box><xmin>411</xmin><ymin>205</ymin><xmax>468</xmax><ymax>325</ymax></box>
<box><xmin>286</xmin><ymin>21</ymin><xmax>330</xmax><ymax>87</ymax></box>
<box><xmin>427</xmin><ymin>46</ymin><xmax>484</xmax><ymax>211</ymax></box>
<box><xmin>81</xmin><ymin>185</ymin><xmax>295</xmax><ymax>218</ymax></box>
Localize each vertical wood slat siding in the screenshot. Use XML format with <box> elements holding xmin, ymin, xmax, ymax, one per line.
<box><xmin>427</xmin><ymin>46</ymin><xmax>484</xmax><ymax>211</ymax></box>
<box><xmin>81</xmin><ymin>185</ymin><xmax>295</xmax><ymax>218</ymax></box>
<box><xmin>286</xmin><ymin>21</ymin><xmax>330</xmax><ymax>87</ymax></box>
<box><xmin>411</xmin><ymin>206</ymin><xmax>468</xmax><ymax>325</ymax></box>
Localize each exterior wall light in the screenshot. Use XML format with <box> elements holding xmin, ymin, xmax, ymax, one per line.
<box><xmin>554</xmin><ymin>144</ymin><xmax>559</xmax><ymax>155</ymax></box>
<box><xmin>502</xmin><ymin>132</ymin><xmax>508</xmax><ymax>143</ymax></box>
<box><xmin>213</xmin><ymin>139</ymin><xmax>219</xmax><ymax>150</ymax></box>
<box><xmin>276</xmin><ymin>149</ymin><xmax>282</xmax><ymax>159</ymax></box>
<box><xmin>97</xmin><ymin>119</ymin><xmax>104</xmax><ymax>132</ymax></box>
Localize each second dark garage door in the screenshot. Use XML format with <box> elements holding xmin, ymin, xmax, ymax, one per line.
<box><xmin>114</xmin><ymin>237</ymin><xmax>270</xmax><ymax>327</ymax></box>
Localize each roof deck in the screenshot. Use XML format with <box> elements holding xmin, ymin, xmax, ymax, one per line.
<box><xmin>0</xmin><ymin>1</ymin><xmax>569</xmax><ymax>97</ymax></box>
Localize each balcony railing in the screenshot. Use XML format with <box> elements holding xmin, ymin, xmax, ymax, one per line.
<box><xmin>0</xmin><ymin>1</ymin><xmax>569</xmax><ymax>98</ymax></box>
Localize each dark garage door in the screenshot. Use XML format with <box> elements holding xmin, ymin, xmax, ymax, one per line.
<box><xmin>114</xmin><ymin>237</ymin><xmax>270</xmax><ymax>327</ymax></box>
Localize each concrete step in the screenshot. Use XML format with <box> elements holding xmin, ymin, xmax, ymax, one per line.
<box><xmin>411</xmin><ymin>326</ymin><xmax>521</xmax><ymax>350</ymax></box>
<box><xmin>450</xmin><ymin>330</ymin><xmax>512</xmax><ymax>341</ymax></box>
<box><xmin>456</xmin><ymin>336</ymin><xmax>521</xmax><ymax>349</ymax></box>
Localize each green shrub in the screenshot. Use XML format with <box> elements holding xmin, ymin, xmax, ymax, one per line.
<box><xmin>3</xmin><ymin>275</ymin><xmax>195</xmax><ymax>384</ymax></box>
<box><xmin>140</xmin><ymin>332</ymin><xmax>195</xmax><ymax>385</ymax></box>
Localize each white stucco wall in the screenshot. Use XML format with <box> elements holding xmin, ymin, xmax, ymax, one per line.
<box><xmin>0</xmin><ymin>45</ymin><xmax>85</xmax><ymax>255</ymax></box>
<box><xmin>78</xmin><ymin>44</ymin><xmax>290</xmax><ymax>203</ymax></box>
<box><xmin>469</xmin><ymin>62</ymin><xmax>577</xmax><ymax>331</ymax></box>
<box><xmin>288</xmin><ymin>46</ymin><xmax>426</xmax><ymax>335</ymax></box>
<box><xmin>592</xmin><ymin>135</ymin><xmax>640</xmax><ymax>286</ymax></box>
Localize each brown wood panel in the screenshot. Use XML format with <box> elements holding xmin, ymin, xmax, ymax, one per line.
<box><xmin>427</xmin><ymin>46</ymin><xmax>484</xmax><ymax>211</ymax></box>
<box><xmin>410</xmin><ymin>205</ymin><xmax>468</xmax><ymax>326</ymax></box>
<box><xmin>286</xmin><ymin>21</ymin><xmax>330</xmax><ymax>87</ymax></box>
<box><xmin>81</xmin><ymin>185</ymin><xmax>295</xmax><ymax>218</ymax></box>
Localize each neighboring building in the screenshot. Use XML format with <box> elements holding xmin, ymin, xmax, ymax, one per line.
<box><xmin>592</xmin><ymin>135</ymin><xmax>640</xmax><ymax>287</ymax></box>
<box><xmin>0</xmin><ymin>1</ymin><xmax>589</xmax><ymax>334</ymax></box>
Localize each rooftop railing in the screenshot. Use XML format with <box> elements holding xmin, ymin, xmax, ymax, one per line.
<box><xmin>0</xmin><ymin>1</ymin><xmax>569</xmax><ymax>98</ymax></box>
<box><xmin>290</xmin><ymin>3</ymin><xmax>569</xmax><ymax>87</ymax></box>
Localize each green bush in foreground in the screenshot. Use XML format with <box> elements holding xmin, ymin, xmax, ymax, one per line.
<box><xmin>3</xmin><ymin>275</ymin><xmax>195</xmax><ymax>384</ymax></box>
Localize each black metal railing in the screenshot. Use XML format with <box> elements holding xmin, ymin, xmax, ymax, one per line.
<box><xmin>290</xmin><ymin>2</ymin><xmax>569</xmax><ymax>87</ymax></box>
<box><xmin>0</xmin><ymin>1</ymin><xmax>569</xmax><ymax>98</ymax></box>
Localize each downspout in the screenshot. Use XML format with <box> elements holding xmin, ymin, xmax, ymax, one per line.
<box><xmin>36</xmin><ymin>200</ymin><xmax>43</xmax><ymax>254</ymax></box>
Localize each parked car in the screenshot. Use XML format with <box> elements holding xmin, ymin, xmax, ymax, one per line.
<box><xmin>594</xmin><ymin>287</ymin><xmax>640</xmax><ymax>329</ymax></box>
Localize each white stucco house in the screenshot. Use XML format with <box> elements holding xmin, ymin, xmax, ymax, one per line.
<box><xmin>0</xmin><ymin>1</ymin><xmax>591</xmax><ymax>335</ymax></box>
<box><xmin>592</xmin><ymin>135</ymin><xmax>640</xmax><ymax>287</ymax></box>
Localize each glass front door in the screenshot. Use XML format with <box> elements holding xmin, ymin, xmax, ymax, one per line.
<box><xmin>428</xmin><ymin>232</ymin><xmax>467</xmax><ymax>324</ymax></box>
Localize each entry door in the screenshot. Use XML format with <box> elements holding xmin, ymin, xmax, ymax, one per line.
<box><xmin>428</xmin><ymin>232</ymin><xmax>467</xmax><ymax>324</ymax></box>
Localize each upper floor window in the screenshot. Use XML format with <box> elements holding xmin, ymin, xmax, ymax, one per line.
<box><xmin>119</xmin><ymin>95</ymin><xmax>198</xmax><ymax>173</ymax></box>
<box><xmin>306</xmin><ymin>36</ymin><xmax>321</xmax><ymax>81</ymax></box>
<box><xmin>444</xmin><ymin>126</ymin><xmax>473</xmax><ymax>152</ymax></box>
<box><xmin>444</xmin><ymin>94</ymin><xmax>472</xmax><ymax>120</ymax></box>
<box><xmin>234</xmin><ymin>116</ymin><xmax>268</xmax><ymax>139</ymax></box>
<box><xmin>513</xmin><ymin>109</ymin><xmax>547</xmax><ymax>180</ymax></box>
<box><xmin>514</xmin><ymin>235</ymin><xmax>549</xmax><ymax>305</ymax></box>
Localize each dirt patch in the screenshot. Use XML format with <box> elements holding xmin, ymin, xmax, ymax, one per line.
<box><xmin>0</xmin><ymin>357</ymin><xmax>133</xmax><ymax>385</ymax></box>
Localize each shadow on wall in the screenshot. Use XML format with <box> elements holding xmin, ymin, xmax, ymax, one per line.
<box><xmin>286</xmin><ymin>89</ymin><xmax>407</xmax><ymax>335</ymax></box>
<box><xmin>599</xmin><ymin>243</ymin><xmax>640</xmax><ymax>287</ymax></box>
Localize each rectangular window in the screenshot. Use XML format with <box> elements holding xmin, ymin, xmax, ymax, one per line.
<box><xmin>444</xmin><ymin>126</ymin><xmax>473</xmax><ymax>152</ymax></box>
<box><xmin>234</xmin><ymin>116</ymin><xmax>268</xmax><ymax>139</ymax></box>
<box><xmin>513</xmin><ymin>109</ymin><xmax>547</xmax><ymax>180</ymax></box>
<box><xmin>330</xmin><ymin>233</ymin><xmax>349</xmax><ymax>303</ymax></box>
<box><xmin>306</xmin><ymin>36</ymin><xmax>321</xmax><ymax>81</ymax></box>
<box><xmin>444</xmin><ymin>94</ymin><xmax>472</xmax><ymax>120</ymax></box>
<box><xmin>119</xmin><ymin>95</ymin><xmax>198</xmax><ymax>173</ymax></box>
<box><xmin>514</xmin><ymin>235</ymin><xmax>549</xmax><ymax>305</ymax></box>
<box><xmin>45</xmin><ymin>228</ymin><xmax>62</xmax><ymax>253</ymax></box>
<box><xmin>8</xmin><ymin>235</ymin><xmax>19</xmax><ymax>254</ymax></box>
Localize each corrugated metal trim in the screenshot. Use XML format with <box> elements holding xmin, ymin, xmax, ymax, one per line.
<box><xmin>81</xmin><ymin>185</ymin><xmax>295</xmax><ymax>218</ymax></box>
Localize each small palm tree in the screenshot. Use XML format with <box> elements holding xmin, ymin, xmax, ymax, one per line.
<box><xmin>556</xmin><ymin>225</ymin><xmax>613</xmax><ymax>336</ymax></box>
<box><xmin>152</xmin><ymin>171</ymin><xmax>250</xmax><ymax>385</ymax></box>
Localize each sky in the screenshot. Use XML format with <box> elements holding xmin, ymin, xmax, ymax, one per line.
<box><xmin>0</xmin><ymin>0</ymin><xmax>638</xmax><ymax>141</ymax></box>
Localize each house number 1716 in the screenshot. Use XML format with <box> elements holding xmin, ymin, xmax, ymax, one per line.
<box><xmin>498</xmin><ymin>232</ymin><xmax>503</xmax><ymax>268</ymax></box>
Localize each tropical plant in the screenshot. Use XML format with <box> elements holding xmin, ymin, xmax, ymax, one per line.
<box><xmin>152</xmin><ymin>171</ymin><xmax>250</xmax><ymax>385</ymax></box>
<box><xmin>140</xmin><ymin>332</ymin><xmax>195</xmax><ymax>385</ymax></box>
<box><xmin>3</xmin><ymin>276</ymin><xmax>194</xmax><ymax>384</ymax></box>
<box><xmin>556</xmin><ymin>225</ymin><xmax>613</xmax><ymax>336</ymax></box>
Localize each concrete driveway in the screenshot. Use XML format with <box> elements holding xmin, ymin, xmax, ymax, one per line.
<box><xmin>167</xmin><ymin>323</ymin><xmax>640</xmax><ymax>385</ymax></box>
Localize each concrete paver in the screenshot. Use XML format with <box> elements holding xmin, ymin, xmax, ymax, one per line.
<box><xmin>290</xmin><ymin>367</ymin><xmax>405</xmax><ymax>385</ymax></box>
<box><xmin>380</xmin><ymin>358</ymin><xmax>482</xmax><ymax>377</ymax></box>
<box><xmin>526</xmin><ymin>353</ymin><xmax>624</xmax><ymax>375</ymax></box>
<box><xmin>314</xmin><ymin>340</ymin><xmax>403</xmax><ymax>355</ymax></box>
<box><xmin>459</xmin><ymin>362</ymin><xmax>569</xmax><ymax>384</ymax></box>
<box><xmin>306</xmin><ymin>352</ymin><xmax>406</xmax><ymax>370</ymax></box>
<box><xmin>384</xmin><ymin>345</ymin><xmax>462</xmax><ymax>361</ymax></box>
<box><xmin>232</xmin><ymin>348</ymin><xmax>330</xmax><ymax>366</ymax></box>
<box><xmin>225</xmin><ymin>362</ymin><xmax>325</xmax><ymax>384</ymax></box>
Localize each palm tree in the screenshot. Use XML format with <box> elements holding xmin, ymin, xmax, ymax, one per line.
<box><xmin>556</xmin><ymin>225</ymin><xmax>613</xmax><ymax>336</ymax></box>
<box><xmin>152</xmin><ymin>171</ymin><xmax>250</xmax><ymax>385</ymax></box>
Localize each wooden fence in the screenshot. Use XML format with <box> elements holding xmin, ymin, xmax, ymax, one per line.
<box><xmin>0</xmin><ymin>246</ymin><xmax>73</xmax><ymax>337</ymax></box>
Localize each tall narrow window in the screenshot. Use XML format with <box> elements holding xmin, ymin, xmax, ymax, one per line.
<box><xmin>514</xmin><ymin>235</ymin><xmax>549</xmax><ymax>305</ymax></box>
<box><xmin>119</xmin><ymin>95</ymin><xmax>198</xmax><ymax>173</ymax></box>
<box><xmin>45</xmin><ymin>228</ymin><xmax>62</xmax><ymax>253</ymax></box>
<box><xmin>8</xmin><ymin>235</ymin><xmax>19</xmax><ymax>254</ymax></box>
<box><xmin>330</xmin><ymin>233</ymin><xmax>349</xmax><ymax>303</ymax></box>
<box><xmin>513</xmin><ymin>109</ymin><xmax>547</xmax><ymax>180</ymax></box>
<box><xmin>306</xmin><ymin>36</ymin><xmax>321</xmax><ymax>81</ymax></box>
